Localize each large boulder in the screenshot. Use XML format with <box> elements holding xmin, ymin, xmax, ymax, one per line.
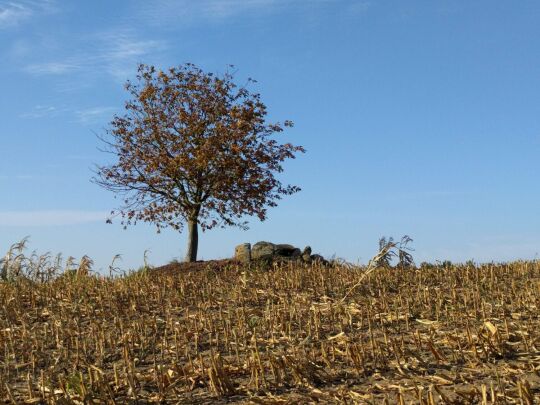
<box><xmin>233</xmin><ymin>242</ymin><xmax>329</xmax><ymax>266</ymax></box>
<box><xmin>251</xmin><ymin>241</ymin><xmax>275</xmax><ymax>260</ymax></box>
<box><xmin>234</xmin><ymin>243</ymin><xmax>251</xmax><ymax>263</ymax></box>
<box><xmin>274</xmin><ymin>244</ymin><xmax>298</xmax><ymax>257</ymax></box>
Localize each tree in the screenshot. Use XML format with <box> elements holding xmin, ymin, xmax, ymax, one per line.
<box><xmin>93</xmin><ymin>63</ymin><xmax>305</xmax><ymax>262</ymax></box>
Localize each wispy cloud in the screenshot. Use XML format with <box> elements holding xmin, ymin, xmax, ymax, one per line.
<box><xmin>0</xmin><ymin>0</ymin><xmax>56</xmax><ymax>28</ymax></box>
<box><xmin>0</xmin><ymin>2</ymin><xmax>31</xmax><ymax>27</ymax></box>
<box><xmin>23</xmin><ymin>29</ymin><xmax>166</xmax><ymax>81</ymax></box>
<box><xmin>24</xmin><ymin>61</ymin><xmax>81</xmax><ymax>75</ymax></box>
<box><xmin>96</xmin><ymin>31</ymin><xmax>166</xmax><ymax>80</ymax></box>
<box><xmin>74</xmin><ymin>106</ymin><xmax>116</xmax><ymax>124</ymax></box>
<box><xmin>20</xmin><ymin>104</ymin><xmax>116</xmax><ymax>125</ymax></box>
<box><xmin>0</xmin><ymin>210</ymin><xmax>109</xmax><ymax>226</ymax></box>
<box><xmin>19</xmin><ymin>104</ymin><xmax>61</xmax><ymax>119</ymax></box>
<box><xmin>134</xmin><ymin>0</ymin><xmax>341</xmax><ymax>25</ymax></box>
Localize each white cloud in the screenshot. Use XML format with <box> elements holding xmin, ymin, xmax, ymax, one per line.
<box><xmin>24</xmin><ymin>61</ymin><xmax>81</xmax><ymax>75</ymax></box>
<box><xmin>0</xmin><ymin>0</ymin><xmax>56</xmax><ymax>28</ymax></box>
<box><xmin>74</xmin><ymin>106</ymin><xmax>116</xmax><ymax>123</ymax></box>
<box><xmin>23</xmin><ymin>29</ymin><xmax>166</xmax><ymax>80</ymax></box>
<box><xmin>0</xmin><ymin>2</ymin><xmax>31</xmax><ymax>28</ymax></box>
<box><xmin>19</xmin><ymin>104</ymin><xmax>115</xmax><ymax>129</ymax></box>
<box><xmin>96</xmin><ymin>31</ymin><xmax>166</xmax><ymax>80</ymax></box>
<box><xmin>0</xmin><ymin>210</ymin><xmax>109</xmax><ymax>226</ymax></box>
<box><xmin>135</xmin><ymin>0</ymin><xmax>340</xmax><ymax>25</ymax></box>
<box><xmin>19</xmin><ymin>104</ymin><xmax>60</xmax><ymax>118</ymax></box>
<box><xmin>20</xmin><ymin>104</ymin><xmax>115</xmax><ymax>125</ymax></box>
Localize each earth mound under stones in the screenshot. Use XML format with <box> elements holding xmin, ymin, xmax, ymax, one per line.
<box><xmin>234</xmin><ymin>241</ymin><xmax>328</xmax><ymax>265</ymax></box>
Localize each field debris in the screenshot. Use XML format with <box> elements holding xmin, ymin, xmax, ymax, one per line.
<box><xmin>0</xmin><ymin>253</ymin><xmax>539</xmax><ymax>403</ymax></box>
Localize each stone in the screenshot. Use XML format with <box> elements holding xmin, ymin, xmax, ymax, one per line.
<box><xmin>233</xmin><ymin>242</ymin><xmax>329</xmax><ymax>267</ymax></box>
<box><xmin>290</xmin><ymin>248</ymin><xmax>302</xmax><ymax>259</ymax></box>
<box><xmin>234</xmin><ymin>243</ymin><xmax>251</xmax><ymax>263</ymax></box>
<box><xmin>274</xmin><ymin>244</ymin><xmax>298</xmax><ymax>257</ymax></box>
<box><xmin>310</xmin><ymin>254</ymin><xmax>327</xmax><ymax>265</ymax></box>
<box><xmin>302</xmin><ymin>246</ymin><xmax>312</xmax><ymax>263</ymax></box>
<box><xmin>251</xmin><ymin>241</ymin><xmax>276</xmax><ymax>260</ymax></box>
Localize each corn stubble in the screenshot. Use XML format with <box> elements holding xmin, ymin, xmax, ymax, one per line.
<box><xmin>0</xmin><ymin>248</ymin><xmax>539</xmax><ymax>403</ymax></box>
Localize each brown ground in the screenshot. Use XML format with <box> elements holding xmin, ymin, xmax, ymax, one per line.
<box><xmin>152</xmin><ymin>259</ymin><xmax>240</xmax><ymax>275</ymax></box>
<box><xmin>0</xmin><ymin>260</ymin><xmax>539</xmax><ymax>403</ymax></box>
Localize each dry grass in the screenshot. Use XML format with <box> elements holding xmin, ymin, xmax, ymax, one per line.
<box><xmin>0</xmin><ymin>248</ymin><xmax>539</xmax><ymax>403</ymax></box>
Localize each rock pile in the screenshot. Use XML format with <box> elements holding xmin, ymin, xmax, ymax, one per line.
<box><xmin>234</xmin><ymin>241</ymin><xmax>328</xmax><ymax>265</ymax></box>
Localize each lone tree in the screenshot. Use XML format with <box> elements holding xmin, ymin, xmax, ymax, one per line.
<box><xmin>94</xmin><ymin>63</ymin><xmax>304</xmax><ymax>262</ymax></box>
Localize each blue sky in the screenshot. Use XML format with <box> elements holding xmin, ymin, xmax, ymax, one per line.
<box><xmin>1</xmin><ymin>0</ymin><xmax>539</xmax><ymax>271</ymax></box>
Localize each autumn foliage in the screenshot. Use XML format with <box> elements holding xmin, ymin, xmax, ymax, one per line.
<box><xmin>94</xmin><ymin>64</ymin><xmax>304</xmax><ymax>261</ymax></box>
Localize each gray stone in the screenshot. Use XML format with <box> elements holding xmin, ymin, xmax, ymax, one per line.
<box><xmin>251</xmin><ymin>241</ymin><xmax>276</xmax><ymax>260</ymax></box>
<box><xmin>290</xmin><ymin>248</ymin><xmax>302</xmax><ymax>259</ymax></box>
<box><xmin>233</xmin><ymin>242</ymin><xmax>329</xmax><ymax>267</ymax></box>
<box><xmin>234</xmin><ymin>243</ymin><xmax>251</xmax><ymax>263</ymax></box>
<box><xmin>274</xmin><ymin>244</ymin><xmax>298</xmax><ymax>257</ymax></box>
<box><xmin>310</xmin><ymin>254</ymin><xmax>327</xmax><ymax>264</ymax></box>
<box><xmin>302</xmin><ymin>246</ymin><xmax>312</xmax><ymax>263</ymax></box>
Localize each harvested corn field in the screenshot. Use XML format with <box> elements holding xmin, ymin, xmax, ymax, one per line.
<box><xmin>1</xmin><ymin>260</ymin><xmax>539</xmax><ymax>403</ymax></box>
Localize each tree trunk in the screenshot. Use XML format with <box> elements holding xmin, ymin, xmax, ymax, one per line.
<box><xmin>185</xmin><ymin>218</ymin><xmax>199</xmax><ymax>262</ymax></box>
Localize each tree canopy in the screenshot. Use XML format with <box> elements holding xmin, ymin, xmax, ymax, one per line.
<box><xmin>94</xmin><ymin>63</ymin><xmax>304</xmax><ymax>261</ymax></box>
